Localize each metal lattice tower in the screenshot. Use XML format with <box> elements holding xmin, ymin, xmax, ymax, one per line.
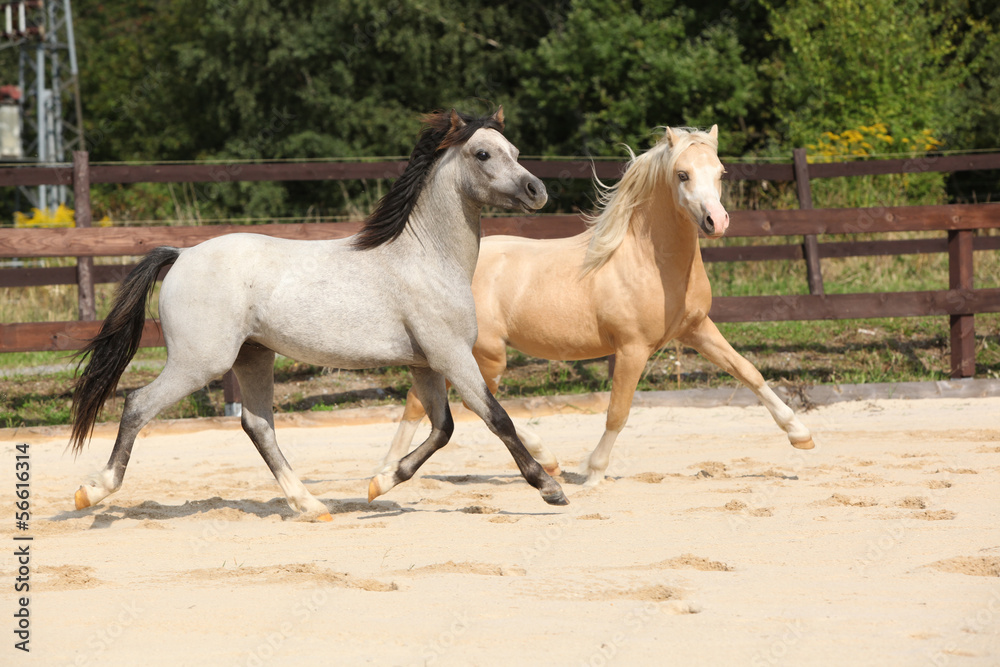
<box><xmin>1</xmin><ymin>0</ymin><xmax>84</xmax><ymax>210</ymax></box>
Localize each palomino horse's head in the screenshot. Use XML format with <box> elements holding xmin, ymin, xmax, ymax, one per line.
<box><xmin>664</xmin><ymin>125</ymin><xmax>729</xmax><ymax>239</ymax></box>
<box><xmin>582</xmin><ymin>124</ymin><xmax>729</xmax><ymax>275</ymax></box>
<box><xmin>440</xmin><ymin>107</ymin><xmax>547</xmax><ymax>213</ymax></box>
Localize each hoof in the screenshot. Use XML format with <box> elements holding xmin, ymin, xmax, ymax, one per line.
<box><xmin>74</xmin><ymin>487</ymin><xmax>92</xmax><ymax>510</ymax></box>
<box><xmin>368</xmin><ymin>471</ymin><xmax>398</xmax><ymax>502</ymax></box>
<box><xmin>367</xmin><ymin>477</ymin><xmax>382</xmax><ymax>503</ymax></box>
<box><xmin>542</xmin><ymin>488</ymin><xmax>570</xmax><ymax>506</ymax></box>
<box><xmin>792</xmin><ymin>437</ymin><xmax>815</xmax><ymax>450</ymax></box>
<box><xmin>316</xmin><ymin>513</ymin><xmax>333</xmax><ymax>523</ymax></box>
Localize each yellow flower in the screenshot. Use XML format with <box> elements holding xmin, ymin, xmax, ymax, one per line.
<box><xmin>12</xmin><ymin>204</ymin><xmax>108</xmax><ymax>228</ymax></box>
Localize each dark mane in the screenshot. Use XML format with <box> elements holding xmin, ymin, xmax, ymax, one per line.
<box><xmin>352</xmin><ymin>109</ymin><xmax>505</xmax><ymax>250</ymax></box>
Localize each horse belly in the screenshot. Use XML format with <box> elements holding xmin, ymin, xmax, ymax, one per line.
<box><xmin>506</xmin><ymin>321</ymin><xmax>607</xmax><ymax>361</ymax></box>
<box><xmin>501</xmin><ymin>289</ymin><xmax>607</xmax><ymax>361</ymax></box>
<box><xmin>255</xmin><ymin>302</ymin><xmax>421</xmax><ymax>369</ymax></box>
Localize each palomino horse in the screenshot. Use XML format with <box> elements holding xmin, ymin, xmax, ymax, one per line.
<box><xmin>382</xmin><ymin>125</ymin><xmax>814</xmax><ymax>486</ymax></box>
<box><xmin>70</xmin><ymin>108</ymin><xmax>568</xmax><ymax>520</ymax></box>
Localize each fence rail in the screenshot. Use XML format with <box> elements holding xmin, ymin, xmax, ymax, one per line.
<box><xmin>2</xmin><ymin>149</ymin><xmax>999</xmax><ymax>387</ymax></box>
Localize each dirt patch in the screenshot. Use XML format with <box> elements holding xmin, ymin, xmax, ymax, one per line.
<box><xmin>912</xmin><ymin>510</ymin><xmax>957</xmax><ymax>521</ymax></box>
<box><xmin>631</xmin><ymin>472</ymin><xmax>667</xmax><ymax>483</ymax></box>
<box><xmin>928</xmin><ymin>557</ymin><xmax>1000</xmax><ymax>577</ymax></box>
<box><xmin>653</xmin><ymin>554</ymin><xmax>734</xmax><ymax>572</ymax></box>
<box><xmin>693</xmin><ymin>461</ymin><xmax>729</xmax><ymax>478</ymax></box>
<box><xmin>36</xmin><ymin>565</ymin><xmax>103</xmax><ymax>591</ymax></box>
<box><xmin>595</xmin><ymin>584</ymin><xmax>681</xmax><ymax>602</ymax></box>
<box><xmin>459</xmin><ymin>505</ymin><xmax>500</xmax><ymax>514</ymax></box>
<box><xmin>814</xmin><ymin>493</ymin><xmax>878</xmax><ymax>507</ymax></box>
<box><xmin>400</xmin><ymin>561</ymin><xmax>514</xmax><ymax>577</ymax></box>
<box><xmin>720</xmin><ymin>500</ymin><xmax>772</xmax><ymax>517</ymax></box>
<box><xmin>184</xmin><ymin>563</ymin><xmax>398</xmax><ymax>591</ymax></box>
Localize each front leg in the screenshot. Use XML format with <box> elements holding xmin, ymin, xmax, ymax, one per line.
<box><xmin>582</xmin><ymin>345</ymin><xmax>650</xmax><ymax>486</ymax></box>
<box><xmin>679</xmin><ymin>317</ymin><xmax>814</xmax><ymax>449</ymax></box>
<box><xmin>454</xmin><ymin>378</ymin><xmax>568</xmax><ymax>505</ymax></box>
<box><xmin>434</xmin><ymin>344</ymin><xmax>568</xmax><ymax>505</ymax></box>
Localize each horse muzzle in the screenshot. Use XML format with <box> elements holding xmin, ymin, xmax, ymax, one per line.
<box><xmin>517</xmin><ymin>176</ymin><xmax>548</xmax><ymax>211</ymax></box>
<box><xmin>700</xmin><ymin>204</ymin><xmax>730</xmax><ymax>238</ymax></box>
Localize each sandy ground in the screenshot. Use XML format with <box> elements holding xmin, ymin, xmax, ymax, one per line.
<box><xmin>1</xmin><ymin>392</ymin><xmax>999</xmax><ymax>666</ymax></box>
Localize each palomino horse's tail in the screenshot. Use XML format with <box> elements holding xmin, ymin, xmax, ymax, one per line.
<box><xmin>70</xmin><ymin>246</ymin><xmax>181</xmax><ymax>455</ymax></box>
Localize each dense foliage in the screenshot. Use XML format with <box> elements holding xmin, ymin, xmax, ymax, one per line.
<box><xmin>1</xmin><ymin>0</ymin><xmax>998</xmax><ymax>221</ymax></box>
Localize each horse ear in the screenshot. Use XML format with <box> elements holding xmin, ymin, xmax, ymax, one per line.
<box><xmin>449</xmin><ymin>109</ymin><xmax>467</xmax><ymax>131</ymax></box>
<box><xmin>664</xmin><ymin>127</ymin><xmax>679</xmax><ymax>147</ymax></box>
<box><xmin>491</xmin><ymin>105</ymin><xmax>505</xmax><ymax>129</ymax></box>
<box><xmin>708</xmin><ymin>124</ymin><xmax>718</xmax><ymax>141</ymax></box>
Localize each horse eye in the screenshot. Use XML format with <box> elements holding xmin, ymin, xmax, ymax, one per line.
<box><xmin>677</xmin><ymin>171</ymin><xmax>689</xmax><ymax>182</ymax></box>
<box><xmin>476</xmin><ymin>150</ymin><xmax>490</xmax><ymax>161</ymax></box>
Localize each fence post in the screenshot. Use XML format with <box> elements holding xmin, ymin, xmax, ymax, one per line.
<box><xmin>948</xmin><ymin>229</ymin><xmax>975</xmax><ymax>378</ymax></box>
<box><xmin>793</xmin><ymin>148</ymin><xmax>824</xmax><ymax>295</ymax></box>
<box><xmin>73</xmin><ymin>150</ymin><xmax>96</xmax><ymax>320</ymax></box>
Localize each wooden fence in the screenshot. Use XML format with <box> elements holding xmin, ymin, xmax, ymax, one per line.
<box><xmin>2</xmin><ymin>149</ymin><xmax>1000</xmax><ymax>393</ymax></box>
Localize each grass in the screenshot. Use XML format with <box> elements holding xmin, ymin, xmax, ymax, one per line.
<box><xmin>2</xmin><ymin>312</ymin><xmax>997</xmax><ymax>431</ymax></box>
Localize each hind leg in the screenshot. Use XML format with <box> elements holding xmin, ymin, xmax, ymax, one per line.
<box><xmin>369</xmin><ymin>366</ymin><xmax>454</xmax><ymax>501</ymax></box>
<box><xmin>74</xmin><ymin>358</ymin><xmax>227</xmax><ymax>510</ymax></box>
<box><xmin>580</xmin><ymin>345</ymin><xmax>649</xmax><ymax>487</ymax></box>
<box><xmin>232</xmin><ymin>345</ymin><xmax>331</xmax><ymax>520</ymax></box>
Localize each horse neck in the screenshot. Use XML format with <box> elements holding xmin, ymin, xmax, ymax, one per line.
<box><xmin>625</xmin><ymin>184</ymin><xmax>701</xmax><ymax>269</ymax></box>
<box><xmin>397</xmin><ymin>158</ymin><xmax>482</xmax><ymax>280</ymax></box>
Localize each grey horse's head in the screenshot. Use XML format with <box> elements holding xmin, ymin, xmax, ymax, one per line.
<box><xmin>353</xmin><ymin>108</ymin><xmax>546</xmax><ymax>250</ymax></box>
<box><xmin>441</xmin><ymin>107</ymin><xmax>547</xmax><ymax>213</ymax></box>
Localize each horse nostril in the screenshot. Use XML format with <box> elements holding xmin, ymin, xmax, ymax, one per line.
<box><xmin>705</xmin><ymin>215</ymin><xmax>715</xmax><ymax>234</ymax></box>
<box><xmin>526</xmin><ymin>181</ymin><xmax>538</xmax><ymax>198</ymax></box>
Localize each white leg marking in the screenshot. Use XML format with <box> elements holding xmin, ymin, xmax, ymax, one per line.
<box><xmin>275</xmin><ymin>469</ymin><xmax>329</xmax><ymax>516</ymax></box>
<box><xmin>757</xmin><ymin>384</ymin><xmax>814</xmax><ymax>447</ymax></box>
<box><xmin>516</xmin><ymin>422</ymin><xmax>560</xmax><ymax>474</ymax></box>
<box><xmin>75</xmin><ymin>468</ymin><xmax>118</xmax><ymax>509</ymax></box>
<box><xmin>581</xmin><ymin>429</ymin><xmax>621</xmax><ymax>487</ymax></box>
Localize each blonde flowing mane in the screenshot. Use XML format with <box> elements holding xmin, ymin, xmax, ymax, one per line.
<box><xmin>581</xmin><ymin>127</ymin><xmax>718</xmax><ymax>275</ymax></box>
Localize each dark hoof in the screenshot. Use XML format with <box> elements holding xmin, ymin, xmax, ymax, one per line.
<box><xmin>542</xmin><ymin>489</ymin><xmax>570</xmax><ymax>506</ymax></box>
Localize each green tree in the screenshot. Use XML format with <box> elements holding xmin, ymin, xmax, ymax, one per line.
<box><xmin>515</xmin><ymin>0</ymin><xmax>763</xmax><ymax>157</ymax></box>
<box><xmin>760</xmin><ymin>0</ymin><xmax>986</xmax><ymax>149</ymax></box>
<box><xmin>77</xmin><ymin>0</ymin><xmax>563</xmax><ymax>218</ymax></box>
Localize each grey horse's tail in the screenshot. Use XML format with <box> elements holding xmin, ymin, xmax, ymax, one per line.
<box><xmin>70</xmin><ymin>246</ymin><xmax>181</xmax><ymax>454</ymax></box>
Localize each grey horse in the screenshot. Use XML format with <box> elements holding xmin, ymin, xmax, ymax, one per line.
<box><xmin>70</xmin><ymin>108</ymin><xmax>568</xmax><ymax>521</ymax></box>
